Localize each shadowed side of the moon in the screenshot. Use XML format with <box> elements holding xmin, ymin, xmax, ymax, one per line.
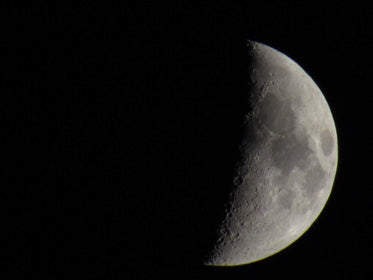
<box><xmin>8</xmin><ymin>35</ymin><xmax>258</xmax><ymax>273</ymax></box>
<box><xmin>76</xmin><ymin>37</ymin><xmax>254</xmax><ymax>269</ymax></box>
<box><xmin>148</xmin><ymin>38</ymin><xmax>257</xmax><ymax>267</ymax></box>
<box><xmin>188</xmin><ymin>41</ymin><xmax>256</xmax><ymax>265</ymax></box>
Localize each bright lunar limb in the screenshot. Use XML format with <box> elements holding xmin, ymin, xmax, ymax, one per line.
<box><xmin>204</xmin><ymin>41</ymin><xmax>338</xmax><ymax>266</ymax></box>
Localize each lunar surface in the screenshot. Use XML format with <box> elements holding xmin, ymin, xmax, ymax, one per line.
<box><xmin>204</xmin><ymin>41</ymin><xmax>338</xmax><ymax>266</ymax></box>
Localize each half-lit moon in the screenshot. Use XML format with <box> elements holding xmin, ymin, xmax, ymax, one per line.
<box><xmin>204</xmin><ymin>40</ymin><xmax>338</xmax><ymax>266</ymax></box>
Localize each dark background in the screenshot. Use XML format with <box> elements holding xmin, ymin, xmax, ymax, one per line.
<box><xmin>0</xmin><ymin>2</ymin><xmax>372</xmax><ymax>279</ymax></box>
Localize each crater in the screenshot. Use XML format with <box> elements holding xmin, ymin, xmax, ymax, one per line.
<box><xmin>256</xmin><ymin>92</ymin><xmax>296</xmax><ymax>134</ymax></box>
<box><xmin>320</xmin><ymin>129</ymin><xmax>334</xmax><ymax>156</ymax></box>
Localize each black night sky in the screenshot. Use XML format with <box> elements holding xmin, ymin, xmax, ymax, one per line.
<box><xmin>1</xmin><ymin>2</ymin><xmax>372</xmax><ymax>279</ymax></box>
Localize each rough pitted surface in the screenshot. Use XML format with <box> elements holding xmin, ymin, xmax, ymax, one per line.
<box><xmin>204</xmin><ymin>41</ymin><xmax>338</xmax><ymax>266</ymax></box>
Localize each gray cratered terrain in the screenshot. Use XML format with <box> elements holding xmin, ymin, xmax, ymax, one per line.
<box><xmin>204</xmin><ymin>41</ymin><xmax>338</xmax><ymax>266</ymax></box>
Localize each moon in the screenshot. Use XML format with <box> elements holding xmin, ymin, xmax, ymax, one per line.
<box><xmin>204</xmin><ymin>41</ymin><xmax>338</xmax><ymax>266</ymax></box>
